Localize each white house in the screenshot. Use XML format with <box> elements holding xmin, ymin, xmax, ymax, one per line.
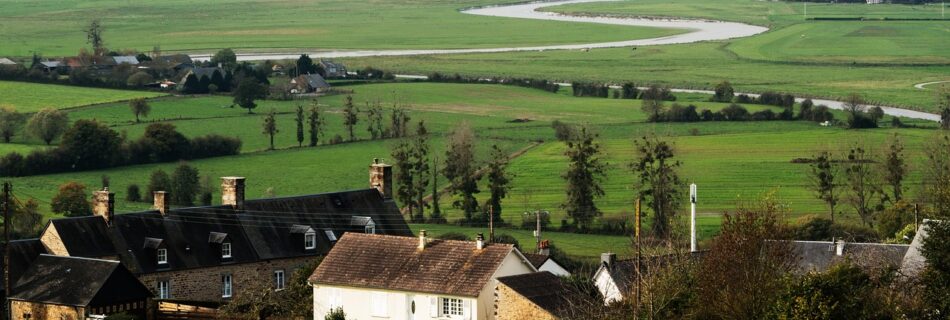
<box><xmin>523</xmin><ymin>253</ymin><xmax>570</xmax><ymax>277</ymax></box>
<box><xmin>309</xmin><ymin>232</ymin><xmax>536</xmax><ymax>320</ymax></box>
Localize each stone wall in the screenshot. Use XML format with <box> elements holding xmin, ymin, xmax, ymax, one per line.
<box><xmin>10</xmin><ymin>300</ymin><xmax>85</xmax><ymax>320</ymax></box>
<box><xmin>495</xmin><ymin>283</ymin><xmax>557</xmax><ymax>320</ymax></box>
<box><xmin>39</xmin><ymin>224</ymin><xmax>69</xmax><ymax>256</ymax></box>
<box><xmin>138</xmin><ymin>256</ymin><xmax>316</xmax><ymax>302</ymax></box>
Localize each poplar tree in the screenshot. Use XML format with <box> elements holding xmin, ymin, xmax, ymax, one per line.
<box><xmin>486</xmin><ymin>144</ymin><xmax>511</xmax><ymax>224</ymax></box>
<box><xmin>443</xmin><ymin>122</ymin><xmax>479</xmax><ymax>221</ymax></box>
<box><xmin>562</xmin><ymin>126</ymin><xmax>607</xmax><ymax>230</ymax></box>
<box><xmin>295</xmin><ymin>104</ymin><xmax>304</xmax><ymax>147</ymax></box>
<box><xmin>262</xmin><ymin>109</ymin><xmax>278</xmax><ymax>150</ymax></box>
<box><xmin>342</xmin><ymin>95</ymin><xmax>358</xmax><ymax>141</ymax></box>
<box><xmin>307</xmin><ymin>101</ymin><xmax>324</xmax><ymax>147</ymax></box>
<box><xmin>631</xmin><ymin>134</ymin><xmax>683</xmax><ymax>240</ymax></box>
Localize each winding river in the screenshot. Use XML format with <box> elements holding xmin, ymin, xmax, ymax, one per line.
<box><xmin>189</xmin><ymin>0</ymin><xmax>941</xmax><ymax>121</ymax></box>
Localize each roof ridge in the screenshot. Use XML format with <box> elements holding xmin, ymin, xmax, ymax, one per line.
<box><xmin>38</xmin><ymin>254</ymin><xmax>120</xmax><ymax>264</ymax></box>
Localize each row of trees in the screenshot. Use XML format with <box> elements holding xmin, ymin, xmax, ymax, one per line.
<box><xmin>428</xmin><ymin>73</ymin><xmax>560</xmax><ymax>93</ymax></box>
<box><xmin>0</xmin><ymin>119</ymin><xmax>240</xmax><ymax>177</ymax></box>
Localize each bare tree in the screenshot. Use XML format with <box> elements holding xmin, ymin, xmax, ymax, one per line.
<box><xmin>85</xmin><ymin>19</ymin><xmax>105</xmax><ymax>56</ymax></box>
<box><xmin>844</xmin><ymin>145</ymin><xmax>883</xmax><ymax>228</ymax></box>
<box><xmin>808</xmin><ymin>150</ymin><xmax>841</xmax><ymax>223</ymax></box>
<box><xmin>880</xmin><ymin>133</ymin><xmax>907</xmax><ymax>203</ymax></box>
<box><xmin>630</xmin><ymin>134</ymin><xmax>684</xmax><ymax>241</ymax></box>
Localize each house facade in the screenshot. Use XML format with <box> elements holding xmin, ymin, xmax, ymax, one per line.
<box><xmin>310</xmin><ymin>232</ymin><xmax>537</xmax><ymax>320</ymax></box>
<box><xmin>523</xmin><ymin>253</ymin><xmax>570</xmax><ymax>277</ymax></box>
<box><xmin>290</xmin><ymin>73</ymin><xmax>331</xmax><ymax>94</ymax></box>
<box><xmin>35</xmin><ymin>160</ymin><xmax>410</xmax><ymax>304</ymax></box>
<box><xmin>318</xmin><ymin>60</ymin><xmax>347</xmax><ymax>78</ymax></box>
<box><xmin>496</xmin><ymin>272</ymin><xmax>569</xmax><ymax>320</ymax></box>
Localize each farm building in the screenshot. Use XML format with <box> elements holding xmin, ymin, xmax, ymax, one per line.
<box><xmin>291</xmin><ymin>73</ymin><xmax>331</xmax><ymax>93</ymax></box>
<box><xmin>319</xmin><ymin>60</ymin><xmax>347</xmax><ymax>78</ymax></box>
<box><xmin>0</xmin><ymin>58</ymin><xmax>17</xmax><ymax>65</ymax></box>
<box><xmin>112</xmin><ymin>55</ymin><xmax>140</xmax><ymax>65</ymax></box>
<box><xmin>310</xmin><ymin>232</ymin><xmax>537</xmax><ymax>320</ymax></box>
<box><xmin>8</xmin><ymin>255</ymin><xmax>153</xmax><ymax>320</ymax></box>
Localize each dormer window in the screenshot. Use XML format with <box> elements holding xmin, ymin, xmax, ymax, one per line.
<box><xmin>305</xmin><ymin>231</ymin><xmax>316</xmax><ymax>250</ymax></box>
<box><xmin>324</xmin><ymin>229</ymin><xmax>337</xmax><ymax>242</ymax></box>
<box><xmin>157</xmin><ymin>248</ymin><xmax>168</xmax><ymax>265</ymax></box>
<box><xmin>351</xmin><ymin>216</ymin><xmax>376</xmax><ymax>234</ymax></box>
<box><xmin>222</xmin><ymin>242</ymin><xmax>232</xmax><ymax>259</ymax></box>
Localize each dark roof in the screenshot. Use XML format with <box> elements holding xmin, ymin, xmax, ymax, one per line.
<box><xmin>310</xmin><ymin>233</ymin><xmax>517</xmax><ymax>297</ymax></box>
<box><xmin>9</xmin><ymin>255</ymin><xmax>152</xmax><ymax>307</ymax></box>
<box><xmin>0</xmin><ymin>239</ymin><xmax>47</xmax><ymax>292</ymax></box>
<box><xmin>498</xmin><ymin>272</ymin><xmax>569</xmax><ymax>316</ymax></box>
<box><xmin>523</xmin><ymin>253</ymin><xmax>549</xmax><ymax>269</ymax></box>
<box><xmin>47</xmin><ymin>189</ymin><xmax>410</xmax><ymax>274</ymax></box>
<box><xmin>155</xmin><ymin>54</ymin><xmax>193</xmax><ymax>65</ymax></box>
<box><xmin>39</xmin><ymin>61</ymin><xmax>61</xmax><ymax>68</ymax></box>
<box><xmin>297</xmin><ymin>74</ymin><xmax>330</xmax><ymax>90</ymax></box>
<box><xmin>190</xmin><ymin>67</ymin><xmax>223</xmax><ymax>80</ymax></box>
<box><xmin>791</xmin><ymin>240</ymin><xmax>909</xmax><ymax>273</ymax></box>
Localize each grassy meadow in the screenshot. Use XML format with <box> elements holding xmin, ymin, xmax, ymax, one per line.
<box><xmin>0</xmin><ymin>0</ymin><xmax>681</xmax><ymax>57</ymax></box>
<box><xmin>0</xmin><ymin>81</ymin><xmax>165</xmax><ymax>112</ymax></box>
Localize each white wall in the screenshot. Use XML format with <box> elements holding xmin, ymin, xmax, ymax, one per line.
<box><xmin>593</xmin><ymin>267</ymin><xmax>623</xmax><ymax>304</ymax></box>
<box><xmin>538</xmin><ymin>260</ymin><xmax>570</xmax><ymax>277</ymax></box>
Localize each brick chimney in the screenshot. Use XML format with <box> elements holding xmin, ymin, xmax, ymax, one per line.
<box><xmin>92</xmin><ymin>188</ymin><xmax>115</xmax><ymax>225</ymax></box>
<box><xmin>153</xmin><ymin>191</ymin><xmax>169</xmax><ymax>216</ymax></box>
<box><xmin>221</xmin><ymin>177</ymin><xmax>246</xmax><ymax>210</ymax></box>
<box><xmin>601</xmin><ymin>252</ymin><xmax>617</xmax><ymax>268</ymax></box>
<box><xmin>539</xmin><ymin>240</ymin><xmax>551</xmax><ymax>256</ymax></box>
<box><xmin>369</xmin><ymin>158</ymin><xmax>392</xmax><ymax>199</ymax></box>
<box><xmin>418</xmin><ymin>230</ymin><xmax>428</xmax><ymax>250</ymax></box>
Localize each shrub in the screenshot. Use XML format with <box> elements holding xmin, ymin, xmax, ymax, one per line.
<box><xmin>493</xmin><ymin>233</ymin><xmax>521</xmax><ymax>250</ymax></box>
<box><xmin>434</xmin><ymin>232</ymin><xmax>471</xmax><ymax>241</ymax></box>
<box><xmin>521</xmin><ymin>211</ymin><xmax>551</xmax><ymax>230</ymax></box>
<box><xmin>720</xmin><ymin>104</ymin><xmax>750</xmax><ymax>121</ymax></box>
<box><xmin>877</xmin><ymin>201</ymin><xmax>913</xmax><ymax>239</ymax></box>
<box><xmin>126</xmin><ymin>184</ymin><xmax>142</xmax><ymax>202</ymax></box>
<box><xmin>51</xmin><ymin>182</ymin><xmax>92</xmax><ymax>217</ymax></box>
<box><xmin>751</xmin><ymin>109</ymin><xmax>776</xmax><ymax>121</ymax></box>
<box><xmin>189</xmin><ymin>134</ymin><xmax>242</xmax><ymax>158</ymax></box>
<box><xmin>0</xmin><ymin>152</ymin><xmax>26</xmax><ymax>177</ymax></box>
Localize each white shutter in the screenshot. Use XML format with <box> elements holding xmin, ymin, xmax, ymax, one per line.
<box><xmin>462</xmin><ymin>299</ymin><xmax>471</xmax><ymax>320</ymax></box>
<box><xmin>430</xmin><ymin>297</ymin><xmax>439</xmax><ymax>317</ymax></box>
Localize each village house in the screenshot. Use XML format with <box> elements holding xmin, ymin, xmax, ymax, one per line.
<box><xmin>522</xmin><ymin>241</ymin><xmax>571</xmax><ymax>276</ymax></box>
<box><xmin>178</xmin><ymin>67</ymin><xmax>224</xmax><ymax>89</ymax></box>
<box><xmin>495</xmin><ymin>272</ymin><xmax>574</xmax><ymax>320</ymax></box>
<box><xmin>290</xmin><ymin>73</ymin><xmax>331</xmax><ymax>94</ymax></box>
<box><xmin>309</xmin><ymin>232</ymin><xmax>537</xmax><ymax>320</ymax></box>
<box><xmin>8</xmin><ymin>254</ymin><xmax>153</xmax><ymax>320</ymax></box>
<box><xmin>36</xmin><ymin>61</ymin><xmax>61</xmax><ymax>73</ymax></box>
<box><xmin>34</xmin><ymin>159</ymin><xmax>410</xmax><ymax>303</ymax></box>
<box><xmin>318</xmin><ymin>60</ymin><xmax>347</xmax><ymax>78</ymax></box>
<box><xmin>112</xmin><ymin>55</ymin><xmax>140</xmax><ymax>65</ymax></box>
<box><xmin>0</xmin><ymin>58</ymin><xmax>17</xmax><ymax>66</ymax></box>
<box><xmin>151</xmin><ymin>54</ymin><xmax>195</xmax><ymax>72</ymax></box>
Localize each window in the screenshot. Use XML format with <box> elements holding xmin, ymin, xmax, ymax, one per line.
<box><xmin>222</xmin><ymin>274</ymin><xmax>232</xmax><ymax>298</ymax></box>
<box><xmin>371</xmin><ymin>292</ymin><xmax>388</xmax><ymax>317</ymax></box>
<box><xmin>324</xmin><ymin>229</ymin><xmax>337</xmax><ymax>242</ymax></box>
<box><xmin>305</xmin><ymin>231</ymin><xmax>316</xmax><ymax>249</ymax></box>
<box><xmin>440</xmin><ymin>298</ymin><xmax>463</xmax><ymax>317</ymax></box>
<box><xmin>274</xmin><ymin>270</ymin><xmax>285</xmax><ymax>290</ymax></box>
<box><xmin>365</xmin><ymin>225</ymin><xmax>376</xmax><ymax>234</ymax></box>
<box><xmin>157</xmin><ymin>248</ymin><xmax>167</xmax><ymax>265</ymax></box>
<box><xmin>158</xmin><ymin>281</ymin><xmax>169</xmax><ymax>299</ymax></box>
<box><xmin>222</xmin><ymin>242</ymin><xmax>232</xmax><ymax>258</ymax></box>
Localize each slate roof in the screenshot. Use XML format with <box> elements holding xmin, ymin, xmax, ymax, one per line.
<box><xmin>0</xmin><ymin>239</ymin><xmax>47</xmax><ymax>293</ymax></box>
<box><xmin>523</xmin><ymin>253</ymin><xmax>549</xmax><ymax>269</ymax></box>
<box><xmin>310</xmin><ymin>233</ymin><xmax>517</xmax><ymax>297</ymax></box>
<box><xmin>0</xmin><ymin>58</ymin><xmax>17</xmax><ymax>65</ymax></box>
<box><xmin>48</xmin><ymin>189</ymin><xmax>410</xmax><ymax>274</ymax></box>
<box><xmin>497</xmin><ymin>272</ymin><xmax>570</xmax><ymax>316</ymax></box>
<box><xmin>790</xmin><ymin>240</ymin><xmax>909</xmax><ymax>273</ymax></box>
<box><xmin>39</xmin><ymin>61</ymin><xmax>61</xmax><ymax>68</ymax></box>
<box><xmin>112</xmin><ymin>55</ymin><xmax>140</xmax><ymax>65</ymax></box>
<box><xmin>900</xmin><ymin>220</ymin><xmax>938</xmax><ymax>276</ymax></box>
<box><xmin>297</xmin><ymin>74</ymin><xmax>330</xmax><ymax>90</ymax></box>
<box><xmin>9</xmin><ymin>255</ymin><xmax>152</xmax><ymax>307</ymax></box>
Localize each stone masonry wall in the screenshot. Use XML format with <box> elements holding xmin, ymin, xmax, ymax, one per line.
<box><xmin>495</xmin><ymin>284</ymin><xmax>557</xmax><ymax>320</ymax></box>
<box><xmin>39</xmin><ymin>224</ymin><xmax>69</xmax><ymax>256</ymax></box>
<box><xmin>10</xmin><ymin>300</ymin><xmax>84</xmax><ymax>320</ymax></box>
<box><xmin>138</xmin><ymin>256</ymin><xmax>316</xmax><ymax>302</ymax></box>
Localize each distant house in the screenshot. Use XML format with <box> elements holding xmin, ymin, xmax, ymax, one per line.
<box><xmin>319</xmin><ymin>60</ymin><xmax>347</xmax><ymax>78</ymax></box>
<box><xmin>0</xmin><ymin>58</ymin><xmax>17</xmax><ymax>65</ymax></box>
<box><xmin>789</xmin><ymin>240</ymin><xmax>909</xmax><ymax>273</ymax></box>
<box><xmin>290</xmin><ymin>73</ymin><xmax>331</xmax><ymax>94</ymax></box>
<box><xmin>112</xmin><ymin>55</ymin><xmax>140</xmax><ymax>65</ymax></box>
<box><xmin>8</xmin><ymin>255</ymin><xmax>153</xmax><ymax>320</ymax></box>
<box><xmin>62</xmin><ymin>55</ymin><xmax>116</xmax><ymax>72</ymax></box>
<box><xmin>496</xmin><ymin>272</ymin><xmax>574</xmax><ymax>320</ymax></box>
<box><xmin>310</xmin><ymin>232</ymin><xmax>537</xmax><ymax>320</ymax></box>
<box><xmin>523</xmin><ymin>253</ymin><xmax>571</xmax><ymax>277</ymax></box>
<box><xmin>37</xmin><ymin>61</ymin><xmax>62</xmax><ymax>73</ymax></box>
<box><xmin>178</xmin><ymin>67</ymin><xmax>224</xmax><ymax>90</ymax></box>
<box><xmin>593</xmin><ymin>252</ymin><xmax>705</xmax><ymax>304</ymax></box>
<box><xmin>153</xmin><ymin>54</ymin><xmax>195</xmax><ymax>72</ymax></box>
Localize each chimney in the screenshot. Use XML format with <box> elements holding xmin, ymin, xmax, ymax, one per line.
<box><xmin>538</xmin><ymin>240</ymin><xmax>550</xmax><ymax>256</ymax></box>
<box><xmin>476</xmin><ymin>233</ymin><xmax>485</xmax><ymax>250</ymax></box>
<box><xmin>153</xmin><ymin>191</ymin><xmax>169</xmax><ymax>216</ymax></box>
<box><xmin>418</xmin><ymin>230</ymin><xmax>428</xmax><ymax>250</ymax></box>
<box><xmin>369</xmin><ymin>158</ymin><xmax>392</xmax><ymax>199</ymax></box>
<box><xmin>92</xmin><ymin>188</ymin><xmax>115</xmax><ymax>225</ymax></box>
<box><xmin>221</xmin><ymin>177</ymin><xmax>246</xmax><ymax>210</ymax></box>
<box><xmin>836</xmin><ymin>239</ymin><xmax>846</xmax><ymax>256</ymax></box>
<box><xmin>601</xmin><ymin>252</ymin><xmax>617</xmax><ymax>268</ymax></box>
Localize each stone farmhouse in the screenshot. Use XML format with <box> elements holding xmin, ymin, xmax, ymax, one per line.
<box><xmin>309</xmin><ymin>231</ymin><xmax>537</xmax><ymax>320</ymax></box>
<box><xmin>26</xmin><ymin>159</ymin><xmax>409</xmax><ymax>304</ymax></box>
<box><xmin>495</xmin><ymin>271</ymin><xmax>574</xmax><ymax>320</ymax></box>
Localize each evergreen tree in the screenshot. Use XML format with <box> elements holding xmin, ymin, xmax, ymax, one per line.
<box><xmin>170</xmin><ymin>163</ymin><xmax>200</xmax><ymax>206</ymax></box>
<box><xmin>410</xmin><ymin>121</ymin><xmax>430</xmax><ymax>223</ymax></box>
<box><xmin>443</xmin><ymin>122</ymin><xmax>479</xmax><ymax>221</ymax></box>
<box><xmin>262</xmin><ymin>109</ymin><xmax>278</xmax><ymax>150</ymax></box>
<box><xmin>295</xmin><ymin>104</ymin><xmax>305</xmax><ymax>147</ymax></box>
<box><xmin>147</xmin><ymin>169</ymin><xmax>171</xmax><ymax>202</ymax></box>
<box><xmin>561</xmin><ymin>126</ymin><xmax>607</xmax><ymax>230</ymax></box>
<box><xmin>486</xmin><ymin>144</ymin><xmax>511</xmax><ymax>224</ymax></box>
<box><xmin>307</xmin><ymin>101</ymin><xmax>324</xmax><ymax>147</ymax></box>
<box><xmin>430</xmin><ymin>155</ymin><xmax>444</xmax><ymax>223</ymax></box>
<box><xmin>391</xmin><ymin>138</ymin><xmax>415</xmax><ymax>220</ymax></box>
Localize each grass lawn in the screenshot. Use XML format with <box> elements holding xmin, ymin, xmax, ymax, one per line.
<box><xmin>0</xmin><ymin>0</ymin><xmax>681</xmax><ymax>57</ymax></box>
<box><xmin>0</xmin><ymin>81</ymin><xmax>165</xmax><ymax>112</ymax></box>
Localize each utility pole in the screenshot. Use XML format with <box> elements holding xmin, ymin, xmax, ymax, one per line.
<box><xmin>3</xmin><ymin>182</ymin><xmax>10</xmax><ymax>320</ymax></box>
<box><xmin>914</xmin><ymin>203</ymin><xmax>920</xmax><ymax>231</ymax></box>
<box><xmin>535</xmin><ymin>210</ymin><xmax>541</xmax><ymax>253</ymax></box>
<box><xmin>489</xmin><ymin>205</ymin><xmax>494</xmax><ymax>243</ymax></box>
<box><xmin>634</xmin><ymin>197</ymin><xmax>642</xmax><ymax>318</ymax></box>
<box><xmin>690</xmin><ymin>183</ymin><xmax>698</xmax><ymax>253</ymax></box>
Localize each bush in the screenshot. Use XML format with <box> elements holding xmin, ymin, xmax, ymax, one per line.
<box><xmin>189</xmin><ymin>134</ymin><xmax>242</xmax><ymax>158</ymax></box>
<box><xmin>494</xmin><ymin>233</ymin><xmax>521</xmax><ymax>250</ymax></box>
<box><xmin>751</xmin><ymin>109</ymin><xmax>776</xmax><ymax>121</ymax></box>
<box><xmin>877</xmin><ymin>201</ymin><xmax>913</xmax><ymax>239</ymax></box>
<box><xmin>790</xmin><ymin>215</ymin><xmax>880</xmax><ymax>242</ymax></box>
<box><xmin>0</xmin><ymin>152</ymin><xmax>26</xmax><ymax>177</ymax></box>
<box><xmin>325</xmin><ymin>307</ymin><xmax>347</xmax><ymax>320</ymax></box>
<box><xmin>126</xmin><ymin>184</ymin><xmax>142</xmax><ymax>202</ymax></box>
<box><xmin>720</xmin><ymin>104</ymin><xmax>750</xmax><ymax>121</ymax></box>
<box><xmin>434</xmin><ymin>232</ymin><xmax>471</xmax><ymax>241</ymax></box>
<box><xmin>521</xmin><ymin>211</ymin><xmax>551</xmax><ymax>231</ymax></box>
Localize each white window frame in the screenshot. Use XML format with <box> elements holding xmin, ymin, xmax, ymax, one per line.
<box><xmin>365</xmin><ymin>225</ymin><xmax>376</xmax><ymax>234</ymax></box>
<box><xmin>274</xmin><ymin>270</ymin><xmax>285</xmax><ymax>290</ymax></box>
<box><xmin>222</xmin><ymin>242</ymin><xmax>232</xmax><ymax>259</ymax></box>
<box><xmin>440</xmin><ymin>297</ymin><xmax>463</xmax><ymax>317</ymax></box>
<box><xmin>222</xmin><ymin>274</ymin><xmax>232</xmax><ymax>298</ymax></box>
<box><xmin>158</xmin><ymin>281</ymin><xmax>169</xmax><ymax>299</ymax></box>
<box><xmin>371</xmin><ymin>292</ymin><xmax>389</xmax><ymax>317</ymax></box>
<box><xmin>304</xmin><ymin>231</ymin><xmax>316</xmax><ymax>249</ymax></box>
<box><xmin>157</xmin><ymin>248</ymin><xmax>167</xmax><ymax>265</ymax></box>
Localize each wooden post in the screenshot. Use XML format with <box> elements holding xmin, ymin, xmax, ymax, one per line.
<box><xmin>489</xmin><ymin>205</ymin><xmax>494</xmax><ymax>243</ymax></box>
<box><xmin>3</xmin><ymin>182</ymin><xmax>11</xmax><ymax>320</ymax></box>
<box><xmin>535</xmin><ymin>210</ymin><xmax>541</xmax><ymax>254</ymax></box>
<box><xmin>914</xmin><ymin>203</ymin><xmax>920</xmax><ymax>231</ymax></box>
<box><xmin>635</xmin><ymin>197</ymin><xmax>641</xmax><ymax>318</ymax></box>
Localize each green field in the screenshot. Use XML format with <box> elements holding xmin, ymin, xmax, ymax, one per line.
<box><xmin>0</xmin><ymin>0</ymin><xmax>682</xmax><ymax>57</ymax></box>
<box><xmin>0</xmin><ymin>81</ymin><xmax>165</xmax><ymax>112</ymax></box>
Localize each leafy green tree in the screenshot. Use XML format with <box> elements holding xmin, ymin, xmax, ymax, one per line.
<box><xmin>808</xmin><ymin>151</ymin><xmax>840</xmax><ymax>224</ymax></box>
<box><xmin>27</xmin><ymin>108</ymin><xmax>68</xmax><ymax>145</ymax></box>
<box><xmin>233</xmin><ymin>78</ymin><xmax>267</xmax><ymax>114</ymax></box>
<box><xmin>325</xmin><ymin>308</ymin><xmax>347</xmax><ymax>320</ymax></box>
<box><xmin>365</xmin><ymin>101</ymin><xmax>385</xmax><ymax>140</ymax></box>
<box><xmin>307</xmin><ymin>101</ymin><xmax>324</xmax><ymax>147</ymax></box>
<box><xmin>342</xmin><ymin>95</ymin><xmax>358</xmax><ymax>141</ymax></box>
<box><xmin>391</xmin><ymin>138</ymin><xmax>416</xmax><ymax>220</ymax></box>
<box><xmin>388</xmin><ymin>105</ymin><xmax>410</xmax><ymax>138</ymax></box>
<box><xmin>60</xmin><ymin>119</ymin><xmax>121</xmax><ymax>170</ymax></box>
<box><xmin>631</xmin><ymin>134</ymin><xmax>683</xmax><ymax>240</ymax></box>
<box><xmin>410</xmin><ymin>121</ymin><xmax>430</xmax><ymax>222</ymax></box>
<box><xmin>920</xmin><ymin>220</ymin><xmax>950</xmax><ymax>314</ymax></box>
<box><xmin>0</xmin><ymin>107</ymin><xmax>22</xmax><ymax>143</ymax></box>
<box><xmin>147</xmin><ymin>169</ymin><xmax>171</xmax><ymax>202</ymax></box>
<box><xmin>140</xmin><ymin>123</ymin><xmax>189</xmax><ymax>162</ymax></box>
<box><xmin>295</xmin><ymin>104</ymin><xmax>304</xmax><ymax>147</ymax></box>
<box><xmin>210</xmin><ymin>48</ymin><xmax>237</xmax><ymax>69</ymax></box>
<box><xmin>443</xmin><ymin>122</ymin><xmax>480</xmax><ymax>221</ymax></box>
<box><xmin>129</xmin><ymin>97</ymin><xmax>150</xmax><ymax>123</ymax></box>
<box><xmin>641</xmin><ymin>84</ymin><xmax>666</xmax><ymax>122</ymax></box>
<box><xmin>295</xmin><ymin>54</ymin><xmax>322</xmax><ymax>76</ymax></box>
<box><xmin>486</xmin><ymin>144</ymin><xmax>511</xmax><ymax>224</ymax></box>
<box><xmin>170</xmin><ymin>162</ymin><xmax>200</xmax><ymax>206</ymax></box>
<box><xmin>561</xmin><ymin>126</ymin><xmax>607</xmax><ymax>230</ymax></box>
<box><xmin>126</xmin><ymin>184</ymin><xmax>142</xmax><ymax>202</ymax></box>
<box><xmin>262</xmin><ymin>108</ymin><xmax>278</xmax><ymax>150</ymax></box>
<box><xmin>713</xmin><ymin>80</ymin><xmax>735</xmax><ymax>102</ymax></box>
<box><xmin>843</xmin><ymin>93</ymin><xmax>876</xmax><ymax>129</ymax></box>
<box><xmin>51</xmin><ymin>181</ymin><xmax>92</xmax><ymax>217</ymax></box>
<box><xmin>868</xmin><ymin>106</ymin><xmax>885</xmax><ymax>123</ymax></box>
<box><xmin>772</xmin><ymin>263</ymin><xmax>889</xmax><ymax>320</ymax></box>
<box><xmin>85</xmin><ymin>19</ymin><xmax>105</xmax><ymax>55</ymax></box>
